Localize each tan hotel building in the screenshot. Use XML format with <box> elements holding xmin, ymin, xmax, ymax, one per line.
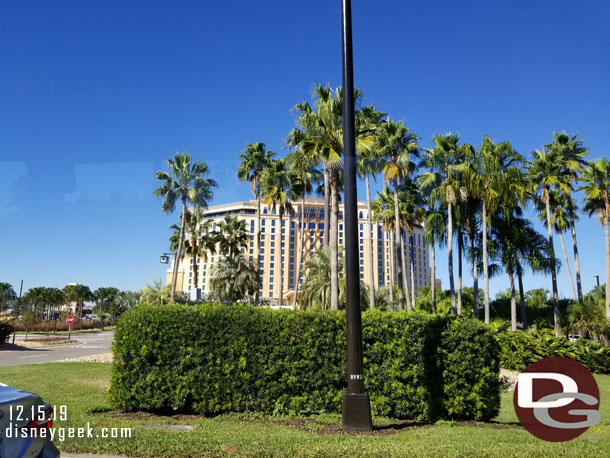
<box><xmin>167</xmin><ymin>198</ymin><xmax>433</xmax><ymax>303</ymax></box>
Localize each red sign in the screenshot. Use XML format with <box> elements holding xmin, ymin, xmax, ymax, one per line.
<box><xmin>66</xmin><ymin>316</ymin><xmax>75</xmax><ymax>325</ymax></box>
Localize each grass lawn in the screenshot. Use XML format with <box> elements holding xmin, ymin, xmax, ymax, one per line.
<box><xmin>1</xmin><ymin>363</ymin><xmax>609</xmax><ymax>457</ymax></box>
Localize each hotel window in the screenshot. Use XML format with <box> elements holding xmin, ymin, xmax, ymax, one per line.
<box><xmin>272</xmin><ymin>219</ymin><xmax>275</xmax><ymax>226</ymax></box>
<box><xmin>318</xmin><ymin>223</ymin><xmax>324</xmax><ymax>229</ymax></box>
<box><xmin>270</xmin><ymin>270</ymin><xmax>274</xmax><ymax>276</ymax></box>
<box><xmin>260</xmin><ymin>248</ymin><xmax>264</xmax><ymax>254</ymax></box>
<box><xmin>271</xmin><ymin>249</ymin><xmax>275</xmax><ymax>254</ymax></box>
<box><xmin>271</xmin><ymin>228</ymin><xmax>275</xmax><ymax>233</ymax></box>
<box><xmin>270</xmin><ymin>262</ymin><xmax>274</xmax><ymax>268</ymax></box>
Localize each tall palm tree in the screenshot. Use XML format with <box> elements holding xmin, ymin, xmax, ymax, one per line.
<box><xmin>372</xmin><ymin>189</ymin><xmax>397</xmax><ymax>311</ymax></box>
<box><xmin>237</xmin><ymin>142</ymin><xmax>275</xmax><ymax>303</ymax></box>
<box><xmin>287</xmin><ymin>84</ymin><xmax>373</xmax><ymax>311</ymax></box>
<box><xmin>419</xmin><ymin>149</ymin><xmax>448</xmax><ymax>314</ymax></box>
<box><xmin>426</xmin><ymin>134</ymin><xmax>471</xmax><ymax>315</ymax></box>
<box><xmin>536</xmin><ymin>191</ymin><xmax>578</xmax><ymax>302</ymax></box>
<box><xmin>356</xmin><ymin>106</ymin><xmax>386</xmax><ymax>309</ymax></box>
<box><xmin>546</xmin><ymin>132</ymin><xmax>588</xmax><ymax>303</ymax></box>
<box><xmin>398</xmin><ymin>180</ymin><xmax>426</xmax><ymax>307</ymax></box>
<box><xmin>475</xmin><ymin>136</ymin><xmax>523</xmax><ymax>324</ymax></box>
<box><xmin>380</xmin><ymin>120</ymin><xmax>420</xmax><ymax>311</ymax></box>
<box><xmin>490</xmin><ymin>208</ymin><xmax>544</xmax><ymax>331</ymax></box>
<box><xmin>286</xmin><ymin>151</ymin><xmax>320</xmax><ymax>308</ymax></box>
<box><xmin>581</xmin><ymin>159</ymin><xmax>610</xmax><ymax>318</ymax></box>
<box><xmin>261</xmin><ymin>158</ymin><xmax>293</xmax><ymax>307</ymax></box>
<box><xmin>527</xmin><ymin>148</ymin><xmax>571</xmax><ymax>336</ymax></box>
<box><xmin>154</xmin><ymin>153</ymin><xmax>217</xmax><ymax>302</ymax></box>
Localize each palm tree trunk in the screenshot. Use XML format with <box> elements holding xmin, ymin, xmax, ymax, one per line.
<box><xmin>389</xmin><ymin>231</ymin><xmax>395</xmax><ymax>312</ymax></box>
<box><xmin>482</xmin><ymin>201</ymin><xmax>490</xmax><ymax>324</ymax></box>
<box><xmin>448</xmin><ymin>202</ymin><xmax>456</xmax><ymax>315</ymax></box>
<box><xmin>330</xmin><ymin>173</ymin><xmax>339</xmax><ymax>311</ymax></box>
<box><xmin>323</xmin><ymin>164</ymin><xmax>330</xmax><ymax>248</ymax></box>
<box><xmin>509</xmin><ymin>270</ymin><xmax>517</xmax><ymax>332</ymax></box>
<box><xmin>571</xmin><ymin>221</ymin><xmax>583</xmax><ymax>303</ymax></box>
<box><xmin>293</xmin><ymin>197</ymin><xmax>305</xmax><ymax>308</ymax></box>
<box><xmin>517</xmin><ymin>261</ymin><xmax>527</xmax><ymax>329</ymax></box>
<box><xmin>430</xmin><ymin>233</ymin><xmax>437</xmax><ymax>313</ymax></box>
<box><xmin>410</xmin><ymin>233</ymin><xmax>416</xmax><ymax>307</ymax></box>
<box><xmin>170</xmin><ymin>198</ymin><xmax>187</xmax><ymax>302</ymax></box>
<box><xmin>278</xmin><ymin>208</ymin><xmax>284</xmax><ymax>306</ymax></box>
<box><xmin>457</xmin><ymin>230</ymin><xmax>463</xmax><ymax>315</ymax></box>
<box><xmin>193</xmin><ymin>245</ymin><xmax>199</xmax><ymax>289</ymax></box>
<box><xmin>471</xmin><ymin>235</ymin><xmax>478</xmax><ymax>319</ymax></box>
<box><xmin>256</xmin><ymin>183</ymin><xmax>261</xmax><ymax>305</ymax></box>
<box><xmin>545</xmin><ymin>193</ymin><xmax>561</xmax><ymax>337</ymax></box>
<box><xmin>559</xmin><ymin>231</ymin><xmax>578</xmax><ymax>302</ymax></box>
<box><xmin>394</xmin><ymin>182</ymin><xmax>408</xmax><ymax>311</ymax></box>
<box><xmin>365</xmin><ymin>174</ymin><xmax>376</xmax><ymax>308</ymax></box>
<box><xmin>605</xmin><ymin>216</ymin><xmax>610</xmax><ymax>319</ymax></box>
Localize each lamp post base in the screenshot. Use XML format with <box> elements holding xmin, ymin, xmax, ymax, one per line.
<box><xmin>342</xmin><ymin>392</ymin><xmax>373</xmax><ymax>431</ymax></box>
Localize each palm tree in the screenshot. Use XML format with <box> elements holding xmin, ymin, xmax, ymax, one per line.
<box><xmin>581</xmin><ymin>159</ymin><xmax>610</xmax><ymax>318</ymax></box>
<box><xmin>372</xmin><ymin>189</ymin><xmax>397</xmax><ymax>311</ymax></box>
<box><xmin>356</xmin><ymin>105</ymin><xmax>386</xmax><ymax>309</ymax></box>
<box><xmin>287</xmin><ymin>84</ymin><xmax>373</xmax><ymax>311</ymax></box>
<box><xmin>217</xmin><ymin>215</ymin><xmax>249</xmax><ymax>258</ymax></box>
<box><xmin>261</xmin><ymin>158</ymin><xmax>293</xmax><ymax>307</ymax></box>
<box><xmin>210</xmin><ymin>255</ymin><xmax>258</xmax><ymax>303</ymax></box>
<box><xmin>419</xmin><ymin>149</ymin><xmax>448</xmax><ymax>314</ymax></box>
<box><xmin>426</xmin><ymin>134</ymin><xmax>471</xmax><ymax>315</ymax></box>
<box><xmin>286</xmin><ymin>150</ymin><xmax>320</xmax><ymax>308</ymax></box>
<box><xmin>380</xmin><ymin>120</ymin><xmax>420</xmax><ymax>311</ymax></box>
<box><xmin>546</xmin><ymin>132</ymin><xmax>589</xmax><ymax>303</ymax></box>
<box><xmin>527</xmin><ymin>148</ymin><xmax>571</xmax><ymax>336</ymax></box>
<box><xmin>474</xmin><ymin>137</ymin><xmax>523</xmax><ymax>324</ymax></box>
<box><xmin>299</xmin><ymin>247</ymin><xmax>344</xmax><ymax>310</ymax></box>
<box><xmin>237</xmin><ymin>142</ymin><xmax>274</xmax><ymax>303</ymax></box>
<box><xmin>398</xmin><ymin>180</ymin><xmax>426</xmax><ymax>307</ymax></box>
<box><xmin>154</xmin><ymin>153</ymin><xmax>217</xmax><ymax>302</ymax></box>
<box><xmin>182</xmin><ymin>211</ymin><xmax>217</xmax><ymax>293</ymax></box>
<box><xmin>536</xmin><ymin>191</ymin><xmax>578</xmax><ymax>302</ymax></box>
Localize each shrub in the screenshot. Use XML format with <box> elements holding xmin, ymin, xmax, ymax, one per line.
<box><xmin>0</xmin><ymin>320</ymin><xmax>15</xmax><ymax>343</ymax></box>
<box><xmin>496</xmin><ymin>330</ymin><xmax>610</xmax><ymax>374</ymax></box>
<box><xmin>110</xmin><ymin>304</ymin><xmax>500</xmax><ymax>421</ymax></box>
<box><xmin>12</xmin><ymin>320</ymin><xmax>95</xmax><ymax>332</ymax></box>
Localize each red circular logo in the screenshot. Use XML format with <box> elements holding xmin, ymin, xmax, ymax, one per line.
<box><xmin>513</xmin><ymin>356</ymin><xmax>600</xmax><ymax>442</ymax></box>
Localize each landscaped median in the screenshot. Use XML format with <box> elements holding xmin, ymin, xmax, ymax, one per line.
<box><xmin>110</xmin><ymin>304</ymin><xmax>500</xmax><ymax>421</ymax></box>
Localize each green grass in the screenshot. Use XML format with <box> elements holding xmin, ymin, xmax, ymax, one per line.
<box><xmin>1</xmin><ymin>363</ymin><xmax>610</xmax><ymax>457</ymax></box>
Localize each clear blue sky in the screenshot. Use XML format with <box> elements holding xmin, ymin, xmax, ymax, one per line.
<box><xmin>1</xmin><ymin>0</ymin><xmax>608</xmax><ymax>298</ymax></box>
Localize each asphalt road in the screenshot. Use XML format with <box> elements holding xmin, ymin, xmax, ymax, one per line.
<box><xmin>0</xmin><ymin>331</ymin><xmax>114</xmax><ymax>367</ymax></box>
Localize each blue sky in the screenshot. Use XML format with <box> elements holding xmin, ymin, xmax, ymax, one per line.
<box><xmin>0</xmin><ymin>0</ymin><xmax>608</xmax><ymax>298</ymax></box>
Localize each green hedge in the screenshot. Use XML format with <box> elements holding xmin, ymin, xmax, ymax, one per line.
<box><xmin>110</xmin><ymin>304</ymin><xmax>500</xmax><ymax>421</ymax></box>
<box><xmin>496</xmin><ymin>330</ymin><xmax>610</xmax><ymax>374</ymax></box>
<box><xmin>0</xmin><ymin>321</ymin><xmax>14</xmax><ymax>343</ymax></box>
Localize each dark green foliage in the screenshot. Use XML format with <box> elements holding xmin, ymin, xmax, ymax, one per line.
<box><xmin>0</xmin><ymin>321</ymin><xmax>14</xmax><ymax>343</ymax></box>
<box><xmin>440</xmin><ymin>318</ymin><xmax>501</xmax><ymax>420</ymax></box>
<box><xmin>497</xmin><ymin>330</ymin><xmax>610</xmax><ymax>374</ymax></box>
<box><xmin>110</xmin><ymin>304</ymin><xmax>500</xmax><ymax>421</ymax></box>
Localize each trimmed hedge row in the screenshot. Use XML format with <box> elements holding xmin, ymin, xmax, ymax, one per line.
<box><xmin>497</xmin><ymin>330</ymin><xmax>610</xmax><ymax>374</ymax></box>
<box><xmin>110</xmin><ymin>304</ymin><xmax>500</xmax><ymax>421</ymax></box>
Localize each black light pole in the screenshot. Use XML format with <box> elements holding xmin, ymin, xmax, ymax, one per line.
<box><xmin>595</xmin><ymin>275</ymin><xmax>600</xmax><ymax>287</ymax></box>
<box><xmin>341</xmin><ymin>0</ymin><xmax>373</xmax><ymax>432</ymax></box>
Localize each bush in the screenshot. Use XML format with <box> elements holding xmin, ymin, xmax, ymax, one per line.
<box><xmin>110</xmin><ymin>304</ymin><xmax>500</xmax><ymax>421</ymax></box>
<box><xmin>12</xmin><ymin>320</ymin><xmax>95</xmax><ymax>333</ymax></box>
<box><xmin>0</xmin><ymin>320</ymin><xmax>15</xmax><ymax>343</ymax></box>
<box><xmin>496</xmin><ymin>330</ymin><xmax>610</xmax><ymax>374</ymax></box>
